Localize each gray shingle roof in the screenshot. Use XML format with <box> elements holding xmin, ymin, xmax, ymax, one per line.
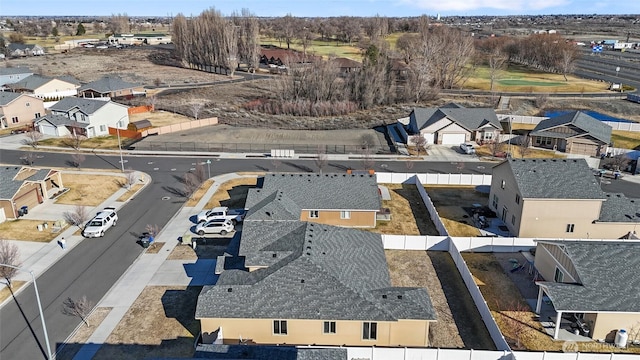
<box><xmin>538</xmin><ymin>241</ymin><xmax>640</xmax><ymax>312</ymax></box>
<box><xmin>194</xmin><ymin>344</ymin><xmax>347</xmax><ymax>360</ymax></box>
<box><xmin>0</xmin><ymin>67</ymin><xmax>33</xmax><ymax>76</ymax></box>
<box><xmin>244</xmin><ymin>173</ymin><xmax>381</xmax><ymax>215</ymax></box>
<box><xmin>78</xmin><ymin>76</ymin><xmax>140</xmax><ymax>93</ymax></box>
<box><xmin>196</xmin><ymin>222</ymin><xmax>436</xmax><ymax>322</ymax></box>
<box><xmin>598</xmin><ymin>193</ymin><xmax>640</xmax><ymax>223</ymax></box>
<box><xmin>7</xmin><ymin>74</ymin><xmax>52</xmax><ymax>91</ymax></box>
<box><xmin>0</xmin><ymin>166</ymin><xmax>23</xmax><ymax>200</ymax></box>
<box><xmin>504</xmin><ymin>158</ymin><xmax>605</xmax><ymax>200</ymax></box>
<box><xmin>409</xmin><ymin>104</ymin><xmax>501</xmax><ymax>133</ymax></box>
<box><xmin>36</xmin><ymin>114</ymin><xmax>89</xmax><ymax>128</ymax></box>
<box><xmin>0</xmin><ymin>92</ymin><xmax>22</xmax><ymax>106</ymax></box>
<box><xmin>531</xmin><ymin>111</ymin><xmax>612</xmax><ymax>144</ymax></box>
<box><xmin>49</xmin><ymin>97</ymin><xmax>110</xmax><ymax>115</ymax></box>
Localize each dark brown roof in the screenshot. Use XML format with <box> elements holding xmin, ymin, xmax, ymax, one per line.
<box><xmin>130</xmin><ymin>119</ymin><xmax>152</xmax><ymax>130</ymax></box>
<box><xmin>260</xmin><ymin>48</ymin><xmax>320</xmax><ymax>63</ymax></box>
<box><xmin>331</xmin><ymin>57</ymin><xmax>362</xmax><ymax>69</ymax></box>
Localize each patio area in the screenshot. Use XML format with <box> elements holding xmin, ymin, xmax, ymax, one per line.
<box><xmin>527</xmin><ymin>298</ymin><xmax>593</xmax><ymax>342</ymax></box>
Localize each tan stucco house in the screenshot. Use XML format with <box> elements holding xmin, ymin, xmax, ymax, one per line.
<box><xmin>7</xmin><ymin>74</ymin><xmax>80</xmax><ymax>100</ymax></box>
<box><xmin>196</xmin><ymin>173</ymin><xmax>437</xmax><ymax>347</ymax></box>
<box><xmin>0</xmin><ymin>92</ymin><xmax>44</xmax><ymax>130</ymax></box>
<box><xmin>0</xmin><ymin>166</ymin><xmax>63</xmax><ymax>219</ymax></box>
<box><xmin>530</xmin><ymin>111</ymin><xmax>611</xmax><ymax>157</ymax></box>
<box><xmin>400</xmin><ymin>103</ymin><xmax>502</xmax><ymax>145</ymax></box>
<box><xmin>534</xmin><ymin>240</ymin><xmax>640</xmax><ymax>342</ymax></box>
<box><xmin>489</xmin><ymin>158</ymin><xmax>640</xmax><ymax>239</ymax></box>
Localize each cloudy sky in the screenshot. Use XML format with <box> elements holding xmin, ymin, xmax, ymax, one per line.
<box><xmin>4</xmin><ymin>0</ymin><xmax>640</xmax><ymax>17</ymax></box>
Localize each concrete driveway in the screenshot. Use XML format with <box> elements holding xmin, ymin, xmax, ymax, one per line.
<box><xmin>427</xmin><ymin>145</ymin><xmax>480</xmax><ymax>162</ymax></box>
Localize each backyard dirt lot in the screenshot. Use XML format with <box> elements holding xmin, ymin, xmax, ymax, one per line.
<box><xmin>426</xmin><ymin>186</ymin><xmax>490</xmax><ymax>237</ymax></box>
<box><xmin>386</xmin><ymin>250</ymin><xmax>496</xmax><ymax>350</ymax></box>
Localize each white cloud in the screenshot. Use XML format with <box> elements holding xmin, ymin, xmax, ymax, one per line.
<box><xmin>400</xmin><ymin>0</ymin><xmax>570</xmax><ymax>12</ymax></box>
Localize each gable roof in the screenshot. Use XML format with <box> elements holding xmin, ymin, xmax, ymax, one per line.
<box><xmin>537</xmin><ymin>241</ymin><xmax>640</xmax><ymax>312</ymax></box>
<box><xmin>49</xmin><ymin>97</ymin><xmax>111</xmax><ymax>115</ymax></box>
<box><xmin>244</xmin><ymin>173</ymin><xmax>381</xmax><ymax>216</ymax></box>
<box><xmin>0</xmin><ymin>166</ymin><xmax>53</xmax><ymax>200</ymax></box>
<box><xmin>0</xmin><ymin>67</ymin><xmax>33</xmax><ymax>76</ymax></box>
<box><xmin>0</xmin><ymin>91</ymin><xmax>23</xmax><ymax>106</ymax></box>
<box><xmin>78</xmin><ymin>76</ymin><xmax>141</xmax><ymax>93</ymax></box>
<box><xmin>196</xmin><ymin>221</ymin><xmax>436</xmax><ymax>322</ymax></box>
<box><xmin>6</xmin><ymin>74</ymin><xmax>54</xmax><ymax>91</ymax></box>
<box><xmin>409</xmin><ymin>104</ymin><xmax>501</xmax><ymax>133</ymax></box>
<box><xmin>531</xmin><ymin>111</ymin><xmax>612</xmax><ymax>144</ymax></box>
<box><xmin>35</xmin><ymin>114</ymin><xmax>89</xmax><ymax>128</ymax></box>
<box><xmin>7</xmin><ymin>43</ymin><xmax>40</xmax><ymax>51</ymax></box>
<box><xmin>331</xmin><ymin>57</ymin><xmax>362</xmax><ymax>68</ymax></box>
<box><xmin>501</xmin><ymin>158</ymin><xmax>605</xmax><ymax>200</ymax></box>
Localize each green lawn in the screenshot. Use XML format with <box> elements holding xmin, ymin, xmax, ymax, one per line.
<box><xmin>261</xmin><ymin>37</ymin><xmax>362</xmax><ymax>60</ymax></box>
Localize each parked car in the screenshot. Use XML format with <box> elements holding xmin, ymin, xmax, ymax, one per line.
<box><xmin>82</xmin><ymin>207</ymin><xmax>118</xmax><ymax>238</ymax></box>
<box><xmin>460</xmin><ymin>143</ymin><xmax>476</xmax><ymax>154</ymax></box>
<box><xmin>196</xmin><ymin>206</ymin><xmax>246</xmax><ymax>224</ymax></box>
<box><xmin>194</xmin><ymin>219</ymin><xmax>234</xmax><ymax>236</ymax></box>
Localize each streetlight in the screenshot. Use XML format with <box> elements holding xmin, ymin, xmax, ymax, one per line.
<box><xmin>115</xmin><ymin>115</ymin><xmax>128</xmax><ymax>173</ymax></box>
<box><xmin>0</xmin><ymin>264</ymin><xmax>52</xmax><ymax>360</ymax></box>
<box><xmin>206</xmin><ymin>159</ymin><xmax>211</xmax><ymax>179</ymax></box>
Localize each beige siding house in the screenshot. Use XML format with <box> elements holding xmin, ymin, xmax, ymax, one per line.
<box><xmin>0</xmin><ymin>92</ymin><xmax>44</xmax><ymax>129</ymax></box>
<box><xmin>534</xmin><ymin>240</ymin><xmax>640</xmax><ymax>342</ymax></box>
<box><xmin>196</xmin><ymin>173</ymin><xmax>436</xmax><ymax>347</ymax></box>
<box><xmin>489</xmin><ymin>158</ymin><xmax>639</xmax><ymax>239</ymax></box>
<box><xmin>7</xmin><ymin>74</ymin><xmax>80</xmax><ymax>100</ymax></box>
<box><xmin>530</xmin><ymin>111</ymin><xmax>611</xmax><ymax>157</ymax></box>
<box><xmin>0</xmin><ymin>166</ymin><xmax>63</xmax><ymax>219</ymax></box>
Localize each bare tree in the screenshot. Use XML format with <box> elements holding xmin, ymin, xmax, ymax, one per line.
<box><xmin>560</xmin><ymin>48</ymin><xmax>577</xmax><ymax>81</ymax></box>
<box><xmin>147</xmin><ymin>95</ymin><xmax>158</xmax><ymax>111</ymax></box>
<box><xmin>22</xmin><ymin>129</ymin><xmax>43</xmax><ymax>148</ymax></box>
<box><xmin>124</xmin><ymin>170</ymin><xmax>137</xmax><ymax>189</ymax></box>
<box><xmin>360</xmin><ymin>134</ymin><xmax>376</xmax><ymax>150</ymax></box>
<box><xmin>65</xmin><ymin>132</ymin><xmax>87</xmax><ymax>150</ymax></box>
<box><xmin>487</xmin><ymin>48</ymin><xmax>508</xmax><ymax>92</ymax></box>
<box><xmin>0</xmin><ymin>241</ymin><xmax>21</xmax><ymax>288</ymax></box>
<box><xmin>410</xmin><ymin>134</ymin><xmax>427</xmax><ymax>156</ymax></box>
<box><xmin>62</xmin><ymin>296</ymin><xmax>94</xmax><ymax>327</ymax></box>
<box><xmin>518</xmin><ymin>135</ymin><xmax>532</xmax><ymax>159</ymax></box>
<box><xmin>71</xmin><ymin>152</ymin><xmax>86</xmax><ymax>169</ymax></box>
<box><xmin>315</xmin><ymin>146</ymin><xmax>329</xmax><ymax>174</ymax></box>
<box><xmin>607</xmin><ymin>153</ymin><xmax>630</xmax><ymax>172</ymax></box>
<box><xmin>190</xmin><ymin>101</ymin><xmax>204</xmax><ymax>121</ymax></box>
<box><xmin>361</xmin><ymin>147</ymin><xmax>375</xmax><ymax>170</ymax></box>
<box><xmin>144</xmin><ymin>224</ymin><xmax>159</xmax><ymax>238</ymax></box>
<box><xmin>487</xmin><ymin>141</ymin><xmax>505</xmax><ymax>157</ymax></box>
<box><xmin>63</xmin><ymin>205</ymin><xmax>89</xmax><ymax>229</ymax></box>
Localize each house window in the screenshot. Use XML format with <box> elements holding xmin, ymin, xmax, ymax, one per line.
<box><xmin>273</xmin><ymin>320</ymin><xmax>288</xmax><ymax>335</ymax></box>
<box><xmin>34</xmin><ymin>113</ymin><xmax>41</xmax><ymax>118</ymax></box>
<box><xmin>340</xmin><ymin>211</ymin><xmax>351</xmax><ymax>219</ymax></box>
<box><xmin>323</xmin><ymin>321</ymin><xmax>336</xmax><ymax>334</ymax></box>
<box><xmin>309</xmin><ymin>210</ymin><xmax>319</xmax><ymax>218</ymax></box>
<box><xmin>501</xmin><ymin>180</ymin><xmax>506</xmax><ymax>189</ymax></box>
<box><xmin>554</xmin><ymin>267</ymin><xmax>564</xmax><ymax>283</ymax></box>
<box><xmin>99</xmin><ymin>125</ymin><xmax>106</xmax><ymax>132</ymax></box>
<box><xmin>362</xmin><ymin>322</ymin><xmax>377</xmax><ymax>340</ymax></box>
<box><xmin>515</xmin><ymin>194</ymin><xmax>520</xmax><ymax>204</ymax></box>
<box><xmin>483</xmin><ymin>132</ymin><xmax>494</xmax><ymax>140</ymax></box>
<box><xmin>511</xmin><ymin>215</ymin><xmax>516</xmax><ymax>225</ymax></box>
<box><xmin>11</xmin><ymin>117</ymin><xmax>19</xmax><ymax>123</ymax></box>
<box><xmin>492</xmin><ymin>194</ymin><xmax>498</xmax><ymax>209</ymax></box>
<box><xmin>566</xmin><ymin>224</ymin><xmax>575</xmax><ymax>233</ymax></box>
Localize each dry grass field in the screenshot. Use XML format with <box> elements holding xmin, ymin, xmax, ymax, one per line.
<box><xmin>56</xmin><ymin>174</ymin><xmax>124</xmax><ymax>206</ymax></box>
<box><xmin>425</xmin><ymin>186</ymin><xmax>490</xmax><ymax>237</ymax></box>
<box><xmin>128</xmin><ymin>110</ymin><xmax>193</xmax><ymax>128</ymax></box>
<box><xmin>203</xmin><ymin>177</ymin><xmax>259</xmax><ymax>209</ymax></box>
<box><xmin>0</xmin><ymin>220</ymin><xmax>69</xmax><ymax>242</ymax></box>
<box><xmin>184</xmin><ymin>179</ymin><xmax>215</xmax><ymax>207</ymax></box>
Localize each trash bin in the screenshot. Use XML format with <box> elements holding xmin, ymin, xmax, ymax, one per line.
<box><xmin>17</xmin><ymin>209</ymin><xmax>24</xmax><ymax>217</ymax></box>
<box><xmin>141</xmin><ymin>238</ymin><xmax>150</xmax><ymax>248</ymax></box>
<box><xmin>21</xmin><ymin>206</ymin><xmax>28</xmax><ymax>215</ymax></box>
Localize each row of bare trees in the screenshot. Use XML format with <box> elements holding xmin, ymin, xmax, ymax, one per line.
<box><xmin>173</xmin><ymin>8</ymin><xmax>260</xmax><ymax>75</ymax></box>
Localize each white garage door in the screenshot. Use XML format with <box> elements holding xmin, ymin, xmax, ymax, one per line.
<box><xmin>38</xmin><ymin>123</ymin><xmax>58</xmax><ymax>136</ymax></box>
<box><xmin>441</xmin><ymin>133</ymin><xmax>466</xmax><ymax>145</ymax></box>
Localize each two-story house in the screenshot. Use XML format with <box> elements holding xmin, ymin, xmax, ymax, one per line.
<box><xmin>489</xmin><ymin>158</ymin><xmax>640</xmax><ymax>239</ymax></box>
<box><xmin>34</xmin><ymin>97</ymin><xmax>129</xmax><ymax>138</ymax></box>
<box><xmin>0</xmin><ymin>67</ymin><xmax>34</xmax><ymax>87</ymax></box>
<box><xmin>196</xmin><ymin>173</ymin><xmax>437</xmax><ymax>347</ymax></box>
<box><xmin>533</xmin><ymin>240</ymin><xmax>640</xmax><ymax>341</ymax></box>
<box><xmin>0</xmin><ymin>92</ymin><xmax>44</xmax><ymax>130</ymax></box>
<box><xmin>7</xmin><ymin>74</ymin><xmax>80</xmax><ymax>100</ymax></box>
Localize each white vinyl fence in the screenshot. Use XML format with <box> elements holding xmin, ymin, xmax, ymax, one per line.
<box><xmin>376</xmin><ymin>172</ymin><xmax>492</xmax><ymax>186</ymax></box>
<box><xmin>414</xmin><ymin>176</ymin><xmax>450</xmax><ymax>236</ymax></box>
<box><xmin>381</xmin><ymin>235</ymin><xmax>449</xmax><ymax>250</ymax></box>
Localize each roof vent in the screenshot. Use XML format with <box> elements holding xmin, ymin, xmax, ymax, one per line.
<box><xmin>265</xmin><ymin>211</ymin><xmax>271</xmax><ymax>217</ymax></box>
<box><xmin>300</xmin><ymin>279</ymin><xmax>305</xmax><ymax>283</ymax></box>
<box><xmin>272</xmin><ymin>253</ymin><xmax>277</xmax><ymax>258</ymax></box>
<box><xmin>227</xmin><ymin>288</ymin><xmax>233</xmax><ymax>292</ymax></box>
<box><xmin>397</xmin><ymin>295</ymin><xmax>403</xmax><ymax>300</ymax></box>
<box><xmin>306</xmin><ymin>252</ymin><xmax>311</xmax><ymax>256</ymax></box>
<box><xmin>382</xmin><ymin>295</ymin><xmax>387</xmax><ymax>299</ymax></box>
<box><xmin>306</xmin><ymin>246</ymin><xmax>311</xmax><ymax>250</ymax></box>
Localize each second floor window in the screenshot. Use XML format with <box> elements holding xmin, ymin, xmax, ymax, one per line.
<box><xmin>363</xmin><ymin>322</ymin><xmax>377</xmax><ymax>340</ymax></box>
<box><xmin>340</xmin><ymin>211</ymin><xmax>350</xmax><ymax>219</ymax></box>
<box><xmin>323</xmin><ymin>321</ymin><xmax>336</xmax><ymax>334</ymax></box>
<box><xmin>309</xmin><ymin>210</ymin><xmax>319</xmax><ymax>218</ymax></box>
<box><xmin>273</xmin><ymin>320</ymin><xmax>288</xmax><ymax>335</ymax></box>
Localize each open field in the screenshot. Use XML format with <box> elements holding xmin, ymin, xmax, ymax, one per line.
<box><xmin>261</xmin><ymin>37</ymin><xmax>362</xmax><ymax>59</ymax></box>
<box><xmin>386</xmin><ymin>250</ymin><xmax>495</xmax><ymax>349</ymax></box>
<box><xmin>56</xmin><ymin>174</ymin><xmax>124</xmax><ymax>206</ymax></box>
<box><xmin>92</xmin><ymin>286</ymin><xmax>200</xmax><ymax>360</ymax></box>
<box><xmin>0</xmin><ymin>220</ymin><xmax>69</xmax><ymax>242</ymax></box>
<box><xmin>204</xmin><ymin>177</ymin><xmax>259</xmax><ymax>209</ymax></box>
<box><xmin>426</xmin><ymin>186</ymin><xmax>490</xmax><ymax>237</ymax></box>
<box><xmin>373</xmin><ymin>184</ymin><xmax>438</xmax><ymax>235</ymax></box>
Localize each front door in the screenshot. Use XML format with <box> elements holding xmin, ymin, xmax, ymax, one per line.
<box><xmin>501</xmin><ymin>206</ymin><xmax>508</xmax><ymax>222</ymax></box>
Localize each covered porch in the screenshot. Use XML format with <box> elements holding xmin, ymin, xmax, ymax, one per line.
<box><xmin>534</xmin><ymin>285</ymin><xmax>592</xmax><ymax>341</ymax></box>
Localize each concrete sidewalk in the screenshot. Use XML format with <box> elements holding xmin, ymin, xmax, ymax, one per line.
<box><xmin>0</xmin><ymin>170</ymin><xmax>150</xmax><ymax>306</ymax></box>
<box><xmin>70</xmin><ymin>172</ymin><xmax>248</xmax><ymax>360</ymax></box>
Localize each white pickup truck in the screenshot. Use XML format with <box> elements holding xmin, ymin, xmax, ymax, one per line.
<box><xmin>82</xmin><ymin>207</ymin><xmax>118</xmax><ymax>238</ymax></box>
<box><xmin>197</xmin><ymin>206</ymin><xmax>246</xmax><ymax>224</ymax></box>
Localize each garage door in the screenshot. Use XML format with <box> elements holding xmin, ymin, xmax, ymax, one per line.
<box><xmin>38</xmin><ymin>123</ymin><xmax>58</xmax><ymax>136</ymax></box>
<box><xmin>570</xmin><ymin>142</ymin><xmax>597</xmax><ymax>156</ymax></box>
<box><xmin>441</xmin><ymin>133</ymin><xmax>466</xmax><ymax>145</ymax></box>
<box><xmin>14</xmin><ymin>188</ymin><xmax>40</xmax><ymax>212</ymax></box>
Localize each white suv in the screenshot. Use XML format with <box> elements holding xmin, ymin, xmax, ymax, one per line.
<box><xmin>194</xmin><ymin>219</ymin><xmax>234</xmax><ymax>236</ymax></box>
<box><xmin>83</xmin><ymin>207</ymin><xmax>118</xmax><ymax>238</ymax></box>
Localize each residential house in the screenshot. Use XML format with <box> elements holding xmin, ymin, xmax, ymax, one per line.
<box><xmin>78</xmin><ymin>76</ymin><xmax>144</xmax><ymax>99</ymax></box>
<box><xmin>35</xmin><ymin>97</ymin><xmax>129</xmax><ymax>138</ymax></box>
<box><xmin>244</xmin><ymin>173</ymin><xmax>382</xmax><ymax>228</ymax></box>
<box><xmin>0</xmin><ymin>67</ymin><xmax>33</xmax><ymax>86</ymax></box>
<box><xmin>196</xmin><ymin>173</ymin><xmax>437</xmax><ymax>347</ymax></box>
<box><xmin>260</xmin><ymin>47</ymin><xmax>319</xmax><ymax>66</ymax></box>
<box><xmin>530</xmin><ymin>111</ymin><xmax>611</xmax><ymax>156</ymax></box>
<box><xmin>107</xmin><ymin>33</ymin><xmax>172</xmax><ymax>46</ymax></box>
<box><xmin>0</xmin><ymin>92</ymin><xmax>44</xmax><ymax>129</ymax></box>
<box><xmin>400</xmin><ymin>103</ymin><xmax>502</xmax><ymax>145</ymax></box>
<box><xmin>7</xmin><ymin>74</ymin><xmax>80</xmax><ymax>100</ymax></box>
<box><xmin>7</xmin><ymin>43</ymin><xmax>45</xmax><ymax>57</ymax></box>
<box><xmin>489</xmin><ymin>158</ymin><xmax>640</xmax><ymax>239</ymax></box>
<box><xmin>0</xmin><ymin>166</ymin><xmax>64</xmax><ymax>219</ymax></box>
<box><xmin>331</xmin><ymin>57</ymin><xmax>362</xmax><ymax>74</ymax></box>
<box><xmin>534</xmin><ymin>240</ymin><xmax>640</xmax><ymax>341</ymax></box>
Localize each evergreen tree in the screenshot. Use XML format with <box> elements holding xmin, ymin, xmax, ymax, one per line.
<box><xmin>76</xmin><ymin>23</ymin><xmax>86</xmax><ymax>36</ymax></box>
